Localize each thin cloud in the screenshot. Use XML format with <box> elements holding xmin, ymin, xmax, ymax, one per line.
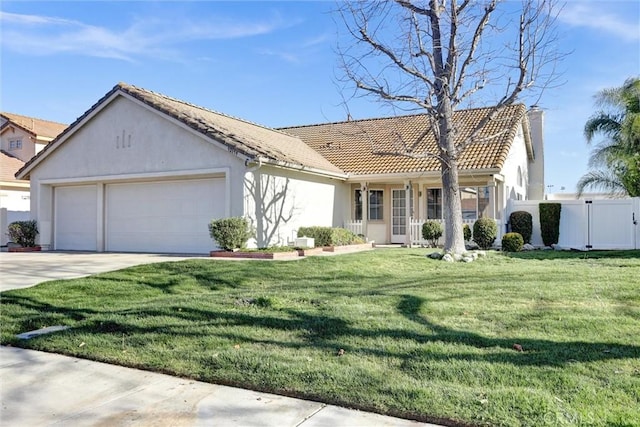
<box><xmin>258</xmin><ymin>48</ymin><xmax>301</xmax><ymax>64</ymax></box>
<box><xmin>0</xmin><ymin>11</ymin><xmax>288</xmax><ymax>62</ymax></box>
<box><xmin>559</xmin><ymin>3</ymin><xmax>640</xmax><ymax>42</ymax></box>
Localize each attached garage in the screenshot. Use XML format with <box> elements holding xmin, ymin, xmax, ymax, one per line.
<box><xmin>54</xmin><ymin>185</ymin><xmax>98</xmax><ymax>251</ymax></box>
<box><xmin>105</xmin><ymin>178</ymin><xmax>225</xmax><ymax>253</ymax></box>
<box><xmin>16</xmin><ymin>82</ymin><xmax>346</xmax><ymax>253</ymax></box>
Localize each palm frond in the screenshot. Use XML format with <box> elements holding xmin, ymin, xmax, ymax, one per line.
<box><xmin>576</xmin><ymin>170</ymin><xmax>627</xmax><ymax>197</ymax></box>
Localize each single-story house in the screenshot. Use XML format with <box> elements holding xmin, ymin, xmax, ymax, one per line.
<box><xmin>16</xmin><ymin>83</ymin><xmax>544</xmax><ymax>253</ymax></box>
<box><xmin>1</xmin><ymin>113</ymin><xmax>67</xmax><ymax>246</ymax></box>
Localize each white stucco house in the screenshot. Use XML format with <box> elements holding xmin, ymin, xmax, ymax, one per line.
<box><xmin>16</xmin><ymin>83</ymin><xmax>544</xmax><ymax>253</ymax></box>
<box><xmin>1</xmin><ymin>113</ymin><xmax>67</xmax><ymax>246</ymax></box>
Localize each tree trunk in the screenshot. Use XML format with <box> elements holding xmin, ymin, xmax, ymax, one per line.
<box><xmin>438</xmin><ymin>102</ymin><xmax>466</xmax><ymax>255</ymax></box>
<box><xmin>441</xmin><ymin>156</ymin><xmax>466</xmax><ymax>254</ymax></box>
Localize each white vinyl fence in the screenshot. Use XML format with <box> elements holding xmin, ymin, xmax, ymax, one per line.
<box><xmin>506</xmin><ymin>198</ymin><xmax>640</xmax><ymax>250</ymax></box>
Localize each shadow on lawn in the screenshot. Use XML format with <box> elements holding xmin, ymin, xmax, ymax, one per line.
<box><xmin>3</xmin><ymin>291</ymin><xmax>638</xmax><ymax>370</ymax></box>
<box><xmin>396</xmin><ymin>294</ymin><xmax>640</xmax><ymax>366</ymax></box>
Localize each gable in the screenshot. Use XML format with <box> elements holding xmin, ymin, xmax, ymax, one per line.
<box><xmin>281</xmin><ymin>104</ymin><xmax>531</xmax><ymax>176</ymax></box>
<box><xmin>25</xmin><ymin>96</ymin><xmax>245</xmax><ymax>181</ymax></box>
<box><xmin>17</xmin><ymin>83</ymin><xmax>346</xmax><ymax>180</ymax></box>
<box><xmin>0</xmin><ymin>113</ymin><xmax>66</xmax><ymax>140</ymax></box>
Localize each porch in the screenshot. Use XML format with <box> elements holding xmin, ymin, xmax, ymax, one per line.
<box><xmin>342</xmin><ymin>178</ymin><xmax>510</xmax><ymax>246</ymax></box>
<box><xmin>345</xmin><ymin>218</ymin><xmax>505</xmax><ymax>247</ymax></box>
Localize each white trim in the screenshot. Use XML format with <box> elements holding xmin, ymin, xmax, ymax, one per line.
<box><xmin>257</xmin><ymin>157</ymin><xmax>348</xmax><ymax>180</ymax></box>
<box><xmin>38</xmin><ymin>167</ymin><xmax>229</xmax><ymax>186</ymax></box>
<box><xmin>347</xmin><ymin>168</ymin><xmax>502</xmax><ymax>183</ymax></box>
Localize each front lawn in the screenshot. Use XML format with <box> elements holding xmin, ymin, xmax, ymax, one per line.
<box><xmin>1</xmin><ymin>249</ymin><xmax>639</xmax><ymax>426</ymax></box>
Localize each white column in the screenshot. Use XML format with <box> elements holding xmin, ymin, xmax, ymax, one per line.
<box><xmin>404</xmin><ymin>180</ymin><xmax>411</xmax><ymax>247</ymax></box>
<box><xmin>361</xmin><ymin>183</ymin><xmax>368</xmax><ymax>241</ymax></box>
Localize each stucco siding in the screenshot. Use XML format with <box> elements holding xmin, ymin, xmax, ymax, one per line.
<box><xmin>501</xmin><ymin>124</ymin><xmax>530</xmax><ymax>204</ymax></box>
<box><xmin>243</xmin><ymin>166</ymin><xmax>346</xmax><ymax>247</ymax></box>
<box><xmin>30</xmin><ymin>97</ymin><xmax>245</xmax><ymax>181</ymax></box>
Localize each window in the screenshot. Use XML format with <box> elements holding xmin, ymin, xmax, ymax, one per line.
<box><xmin>478</xmin><ymin>186</ymin><xmax>490</xmax><ymax>218</ymax></box>
<box><xmin>460</xmin><ymin>187</ymin><xmax>478</xmax><ymax>220</ymax></box>
<box><xmin>426</xmin><ymin>188</ymin><xmax>442</xmax><ymax>219</ymax></box>
<box><xmin>368</xmin><ymin>190</ymin><xmax>384</xmax><ymax>220</ymax></box>
<box><xmin>354</xmin><ymin>189</ymin><xmax>363</xmax><ymax>221</ymax></box>
<box><xmin>9</xmin><ymin>138</ymin><xmax>22</xmax><ymax>150</ymax></box>
<box><xmin>354</xmin><ymin>189</ymin><xmax>384</xmax><ymax>220</ymax></box>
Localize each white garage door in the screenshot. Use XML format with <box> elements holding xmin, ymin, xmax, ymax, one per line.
<box><xmin>106</xmin><ymin>178</ymin><xmax>225</xmax><ymax>253</ymax></box>
<box><xmin>54</xmin><ymin>185</ymin><xmax>98</xmax><ymax>251</ymax></box>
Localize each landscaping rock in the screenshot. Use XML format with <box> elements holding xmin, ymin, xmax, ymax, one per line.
<box><xmin>476</xmin><ymin>250</ymin><xmax>487</xmax><ymax>257</ymax></box>
<box><xmin>462</xmin><ymin>256</ymin><xmax>474</xmax><ymax>263</ymax></box>
<box><xmin>453</xmin><ymin>253</ymin><xmax>463</xmax><ymax>262</ymax></box>
<box><xmin>465</xmin><ymin>242</ymin><xmax>479</xmax><ymax>250</ymax></box>
<box><xmin>442</xmin><ymin>253</ymin><xmax>455</xmax><ymax>262</ymax></box>
<box><xmin>427</xmin><ymin>252</ymin><xmax>443</xmax><ymax>260</ymax></box>
<box><xmin>522</xmin><ymin>244</ymin><xmax>535</xmax><ymax>251</ymax></box>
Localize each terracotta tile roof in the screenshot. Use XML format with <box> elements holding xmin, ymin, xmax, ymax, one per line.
<box><xmin>1</xmin><ymin>113</ymin><xmax>67</xmax><ymax>140</ymax></box>
<box><xmin>1</xmin><ymin>150</ymin><xmax>27</xmax><ymax>184</ymax></box>
<box><xmin>116</xmin><ymin>83</ymin><xmax>345</xmax><ymax>176</ymax></box>
<box><xmin>280</xmin><ymin>104</ymin><xmax>529</xmax><ymax>176</ymax></box>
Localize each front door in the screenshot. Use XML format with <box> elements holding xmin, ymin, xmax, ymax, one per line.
<box><xmin>391</xmin><ymin>189</ymin><xmax>410</xmax><ymax>244</ymax></box>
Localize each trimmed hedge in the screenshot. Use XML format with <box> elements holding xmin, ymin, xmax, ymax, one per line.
<box><xmin>298</xmin><ymin>227</ymin><xmax>364</xmax><ymax>247</ymax></box>
<box><xmin>473</xmin><ymin>217</ymin><xmax>497</xmax><ymax>249</ymax></box>
<box><xmin>208</xmin><ymin>217</ymin><xmax>253</xmax><ymax>250</ymax></box>
<box><xmin>463</xmin><ymin>223</ymin><xmax>472</xmax><ymax>242</ymax></box>
<box><xmin>7</xmin><ymin>220</ymin><xmax>39</xmax><ymax>247</ymax></box>
<box><xmin>509</xmin><ymin>211</ymin><xmax>533</xmax><ymax>244</ymax></box>
<box><xmin>421</xmin><ymin>220</ymin><xmax>443</xmax><ymax>247</ymax></box>
<box><xmin>539</xmin><ymin>203</ymin><xmax>561</xmax><ymax>246</ymax></box>
<box><xmin>502</xmin><ymin>232</ymin><xmax>524</xmax><ymax>252</ymax></box>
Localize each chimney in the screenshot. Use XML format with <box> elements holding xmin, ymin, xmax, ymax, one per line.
<box><xmin>527</xmin><ymin>105</ymin><xmax>545</xmax><ymax>200</ymax></box>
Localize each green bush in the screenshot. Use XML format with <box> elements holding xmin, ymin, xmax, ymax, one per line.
<box><xmin>298</xmin><ymin>226</ymin><xmax>332</xmax><ymax>247</ymax></box>
<box><xmin>208</xmin><ymin>217</ymin><xmax>253</xmax><ymax>251</ymax></box>
<box><xmin>298</xmin><ymin>227</ymin><xmax>364</xmax><ymax>247</ymax></box>
<box><xmin>539</xmin><ymin>203</ymin><xmax>561</xmax><ymax>246</ymax></box>
<box><xmin>421</xmin><ymin>220</ymin><xmax>443</xmax><ymax>247</ymax></box>
<box><xmin>463</xmin><ymin>223</ymin><xmax>472</xmax><ymax>242</ymax></box>
<box><xmin>509</xmin><ymin>211</ymin><xmax>533</xmax><ymax>244</ymax></box>
<box><xmin>473</xmin><ymin>217</ymin><xmax>497</xmax><ymax>249</ymax></box>
<box><xmin>502</xmin><ymin>232</ymin><xmax>524</xmax><ymax>252</ymax></box>
<box><xmin>7</xmin><ymin>220</ymin><xmax>39</xmax><ymax>247</ymax></box>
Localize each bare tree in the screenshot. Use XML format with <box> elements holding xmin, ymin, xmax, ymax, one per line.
<box><xmin>336</xmin><ymin>0</ymin><xmax>563</xmax><ymax>254</ymax></box>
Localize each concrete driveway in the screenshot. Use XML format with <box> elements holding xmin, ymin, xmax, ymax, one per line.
<box><xmin>0</xmin><ymin>251</ymin><xmax>203</xmax><ymax>291</ymax></box>
<box><xmin>0</xmin><ymin>251</ymin><xmax>437</xmax><ymax>427</ymax></box>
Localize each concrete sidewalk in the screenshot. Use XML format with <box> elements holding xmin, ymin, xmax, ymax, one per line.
<box><xmin>0</xmin><ymin>347</ymin><xmax>433</xmax><ymax>427</ymax></box>
<box><xmin>0</xmin><ymin>252</ymin><xmax>439</xmax><ymax>427</ymax></box>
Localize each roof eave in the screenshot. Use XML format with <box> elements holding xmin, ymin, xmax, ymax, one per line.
<box><xmin>257</xmin><ymin>157</ymin><xmax>348</xmax><ymax>180</ymax></box>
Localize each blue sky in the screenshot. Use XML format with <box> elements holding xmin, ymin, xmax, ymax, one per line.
<box><xmin>1</xmin><ymin>1</ymin><xmax>638</xmax><ymax>194</ymax></box>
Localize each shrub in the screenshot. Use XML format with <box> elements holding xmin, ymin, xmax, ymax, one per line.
<box><xmin>421</xmin><ymin>220</ymin><xmax>443</xmax><ymax>247</ymax></box>
<box><xmin>7</xmin><ymin>220</ymin><xmax>39</xmax><ymax>247</ymax></box>
<box><xmin>463</xmin><ymin>223</ymin><xmax>472</xmax><ymax>242</ymax></box>
<box><xmin>539</xmin><ymin>203</ymin><xmax>561</xmax><ymax>246</ymax></box>
<box><xmin>298</xmin><ymin>226</ymin><xmax>332</xmax><ymax>247</ymax></box>
<box><xmin>330</xmin><ymin>228</ymin><xmax>365</xmax><ymax>246</ymax></box>
<box><xmin>298</xmin><ymin>226</ymin><xmax>363</xmax><ymax>247</ymax></box>
<box><xmin>208</xmin><ymin>217</ymin><xmax>253</xmax><ymax>251</ymax></box>
<box><xmin>472</xmin><ymin>217</ymin><xmax>497</xmax><ymax>249</ymax></box>
<box><xmin>502</xmin><ymin>232</ymin><xmax>524</xmax><ymax>252</ymax></box>
<box><xmin>509</xmin><ymin>211</ymin><xmax>533</xmax><ymax>244</ymax></box>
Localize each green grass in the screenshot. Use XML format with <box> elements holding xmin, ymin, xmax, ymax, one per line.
<box><xmin>1</xmin><ymin>249</ymin><xmax>639</xmax><ymax>426</ymax></box>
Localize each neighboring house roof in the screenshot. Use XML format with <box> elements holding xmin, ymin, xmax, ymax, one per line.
<box><xmin>16</xmin><ymin>83</ymin><xmax>345</xmax><ymax>180</ymax></box>
<box><xmin>1</xmin><ymin>150</ymin><xmax>28</xmax><ymax>185</ymax></box>
<box><xmin>0</xmin><ymin>112</ymin><xmax>67</xmax><ymax>141</ymax></box>
<box><xmin>280</xmin><ymin>104</ymin><xmax>531</xmax><ymax>176</ymax></box>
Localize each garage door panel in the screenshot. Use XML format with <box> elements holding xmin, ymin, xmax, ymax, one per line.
<box><xmin>55</xmin><ymin>185</ymin><xmax>98</xmax><ymax>251</ymax></box>
<box><xmin>106</xmin><ymin>179</ymin><xmax>224</xmax><ymax>253</ymax></box>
